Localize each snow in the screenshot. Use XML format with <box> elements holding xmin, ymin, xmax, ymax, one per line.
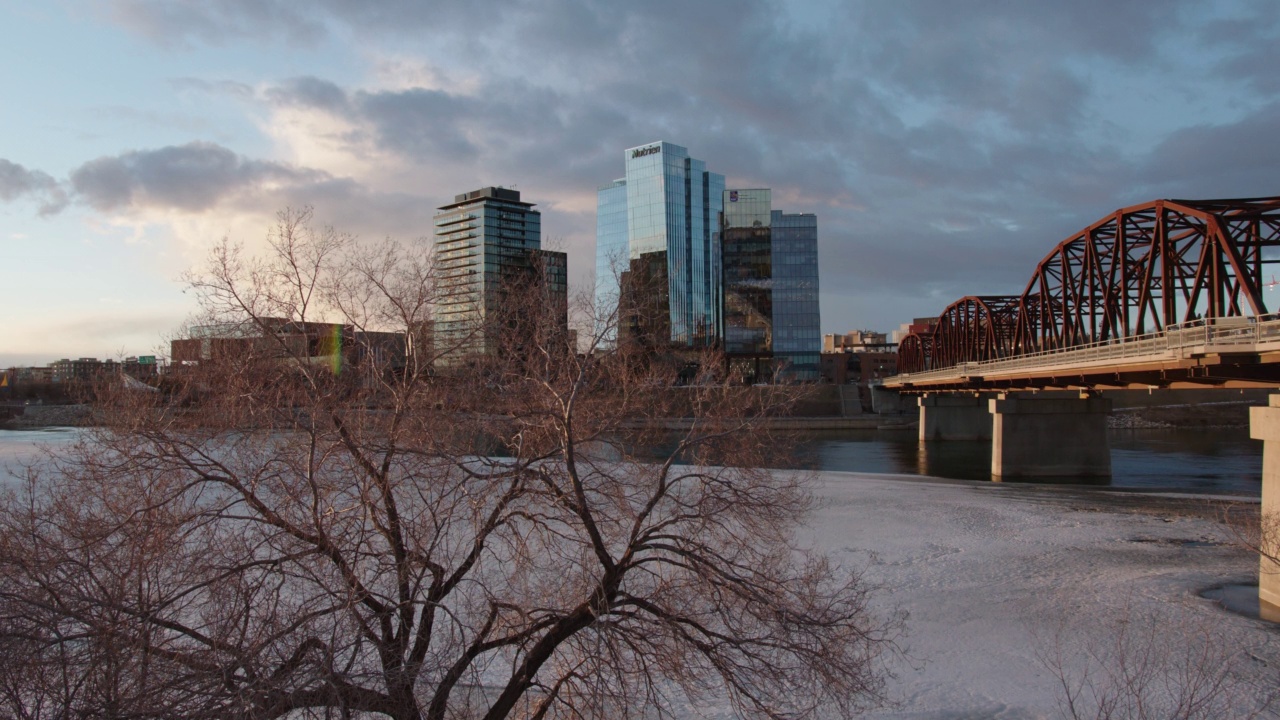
<box><xmin>3</xmin><ymin>430</ymin><xmax>1275</xmax><ymax>717</ymax></box>
<box><xmin>802</xmin><ymin>471</ymin><xmax>1278</xmax><ymax>718</ymax></box>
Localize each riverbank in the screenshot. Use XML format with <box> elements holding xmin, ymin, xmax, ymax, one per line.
<box><xmin>624</xmin><ymin>416</ymin><xmax>918</xmax><ymax>431</ymax></box>
<box><xmin>803</xmin><ymin>472</ymin><xmax>1275</xmax><ymax>718</ymax></box>
<box><xmin>0</xmin><ymin>404</ymin><xmax>93</xmax><ymax>429</ymax></box>
<box><xmin>1</xmin><ymin>392</ymin><xmax>1263</xmax><ymax>432</ymax></box>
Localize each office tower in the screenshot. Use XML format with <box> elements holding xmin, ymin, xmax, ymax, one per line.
<box><xmin>434</xmin><ymin>187</ymin><xmax>567</xmax><ymax>364</ymax></box>
<box><xmin>721</xmin><ymin>189</ymin><xmax>821</xmax><ymax>380</ymax></box>
<box><xmin>769</xmin><ymin>209</ymin><xmax>821</xmax><ymax>378</ymax></box>
<box><xmin>594</xmin><ymin>142</ymin><xmax>725</xmax><ymax>347</ymax></box>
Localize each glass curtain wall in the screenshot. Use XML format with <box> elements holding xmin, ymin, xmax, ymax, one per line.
<box><xmin>722</xmin><ymin>189</ymin><xmax>774</xmax><ymax>358</ymax></box>
<box><xmin>618</xmin><ymin>142</ymin><xmax>723</xmax><ymax>348</ymax></box>
<box><xmin>771</xmin><ymin>211</ymin><xmax>821</xmax><ymax>379</ymax></box>
<box><xmin>595</xmin><ymin>179</ymin><xmax>629</xmax><ymax>340</ymax></box>
<box><xmin>434</xmin><ymin>188</ymin><xmax>548</xmax><ymax>364</ymax></box>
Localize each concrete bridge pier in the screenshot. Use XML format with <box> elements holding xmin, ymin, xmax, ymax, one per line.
<box><xmin>871</xmin><ymin>385</ymin><xmax>908</xmax><ymax>415</ymax></box>
<box><xmin>989</xmin><ymin>393</ymin><xmax>1112</xmax><ymax>479</ymax></box>
<box><xmin>918</xmin><ymin>393</ymin><xmax>993</xmax><ymax>441</ymax></box>
<box><xmin>1249</xmin><ymin>396</ymin><xmax>1280</xmax><ymax>614</ymax></box>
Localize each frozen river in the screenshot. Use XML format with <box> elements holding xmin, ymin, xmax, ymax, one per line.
<box><xmin>806</xmin><ymin>472</ymin><xmax>1275</xmax><ymax>718</ymax></box>
<box><xmin>2</xmin><ymin>427</ymin><xmax>1275</xmax><ymax>716</ymax></box>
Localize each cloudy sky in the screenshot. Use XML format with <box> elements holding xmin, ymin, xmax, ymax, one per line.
<box><xmin>2</xmin><ymin>0</ymin><xmax>1278</xmax><ymax>366</ymax></box>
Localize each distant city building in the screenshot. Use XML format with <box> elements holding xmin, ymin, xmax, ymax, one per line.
<box><xmin>820</xmin><ymin>350</ymin><xmax>898</xmax><ymax>410</ymax></box>
<box><xmin>51</xmin><ymin>358</ymin><xmax>103</xmax><ymax>384</ymax></box>
<box><xmin>594</xmin><ymin>144</ymin><xmax>822</xmax><ymax>378</ymax></box>
<box><xmin>595</xmin><ymin>142</ymin><xmax>725</xmax><ymax>348</ymax></box>
<box><xmin>891</xmin><ymin>318</ymin><xmax>938</xmax><ymax>344</ymax></box>
<box><xmin>6</xmin><ymin>366</ymin><xmax>54</xmax><ymax>384</ymax></box>
<box><xmin>820</xmin><ymin>329</ymin><xmax>898</xmax><ymax>408</ymax></box>
<box><xmin>171</xmin><ymin>318</ymin><xmax>405</xmax><ymax>381</ymax></box>
<box><xmin>824</xmin><ymin>330</ymin><xmax>891</xmax><ymax>353</ymax></box>
<box><xmin>722</xmin><ymin>189</ymin><xmax>821</xmax><ymax>381</ymax></box>
<box><xmin>434</xmin><ymin>187</ymin><xmax>567</xmax><ymax>364</ymax></box>
<box><xmin>46</xmin><ymin>356</ymin><xmax>160</xmax><ymax>385</ymax></box>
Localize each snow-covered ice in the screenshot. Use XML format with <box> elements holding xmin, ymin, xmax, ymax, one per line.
<box><xmin>803</xmin><ymin>471</ymin><xmax>1278</xmax><ymax>718</ymax></box>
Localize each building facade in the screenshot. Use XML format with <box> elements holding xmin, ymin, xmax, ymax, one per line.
<box><xmin>824</xmin><ymin>330</ymin><xmax>891</xmax><ymax>353</ymax></box>
<box><xmin>721</xmin><ymin>189</ymin><xmax>821</xmax><ymax>380</ymax></box>
<box><xmin>434</xmin><ymin>187</ymin><xmax>567</xmax><ymax>363</ymax></box>
<box><xmin>595</xmin><ymin>179</ymin><xmax>629</xmax><ymax>330</ymax></box>
<box><xmin>595</xmin><ymin>142</ymin><xmax>725</xmax><ymax>348</ymax></box>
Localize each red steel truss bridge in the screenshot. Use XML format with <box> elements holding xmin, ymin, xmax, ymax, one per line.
<box><xmin>887</xmin><ymin>197</ymin><xmax>1280</xmax><ymax>392</ymax></box>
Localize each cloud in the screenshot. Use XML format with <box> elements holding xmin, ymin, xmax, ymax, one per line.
<box><xmin>266</xmin><ymin>76</ymin><xmax>350</xmax><ymax>113</ymax></box>
<box><xmin>1138</xmin><ymin>102</ymin><xmax>1280</xmax><ymax>200</ymax></box>
<box><xmin>59</xmin><ymin>0</ymin><xmax>1280</xmax><ymax>335</ymax></box>
<box><xmin>102</xmin><ymin>0</ymin><xmax>329</xmax><ymax>47</ymax></box>
<box><xmin>0</xmin><ymin>159</ymin><xmax>69</xmax><ymax>215</ymax></box>
<box><xmin>69</xmin><ymin>141</ymin><xmax>327</xmax><ymax>213</ymax></box>
<box><xmin>169</xmin><ymin>76</ymin><xmax>256</xmax><ymax>99</ymax></box>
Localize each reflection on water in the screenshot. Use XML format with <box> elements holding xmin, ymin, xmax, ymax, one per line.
<box><xmin>0</xmin><ymin>425</ymin><xmax>1264</xmax><ymax>496</ymax></box>
<box><xmin>617</xmin><ymin>425</ymin><xmax>1262</xmax><ymax>495</ymax></box>
<box><xmin>802</xmin><ymin>427</ymin><xmax>1262</xmax><ymax>495</ymax></box>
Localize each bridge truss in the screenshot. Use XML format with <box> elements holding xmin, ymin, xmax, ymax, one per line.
<box><xmin>899</xmin><ymin>197</ymin><xmax>1280</xmax><ymax>375</ymax></box>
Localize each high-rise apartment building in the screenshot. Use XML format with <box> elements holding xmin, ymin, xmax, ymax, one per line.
<box><xmin>721</xmin><ymin>189</ymin><xmax>821</xmax><ymax>380</ymax></box>
<box><xmin>434</xmin><ymin>187</ymin><xmax>567</xmax><ymax>363</ymax></box>
<box><xmin>595</xmin><ymin>142</ymin><xmax>725</xmax><ymax>347</ymax></box>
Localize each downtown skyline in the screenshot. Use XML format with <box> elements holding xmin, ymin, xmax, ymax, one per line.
<box><xmin>3</xmin><ymin>0</ymin><xmax>1279</xmax><ymax>366</ymax></box>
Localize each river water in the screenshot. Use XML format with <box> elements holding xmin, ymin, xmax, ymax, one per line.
<box><xmin>0</xmin><ymin>425</ymin><xmax>1263</xmax><ymax>497</ymax></box>
<box><xmin>796</xmin><ymin>427</ymin><xmax>1262</xmax><ymax>495</ymax></box>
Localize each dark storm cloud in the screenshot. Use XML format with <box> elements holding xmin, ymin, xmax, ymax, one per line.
<box><xmin>98</xmin><ymin>0</ymin><xmax>1280</xmax><ymax>331</ymax></box>
<box><xmin>356</xmin><ymin>89</ymin><xmax>484</xmax><ymax>163</ymax></box>
<box><xmin>1139</xmin><ymin>102</ymin><xmax>1280</xmax><ymax>200</ymax></box>
<box><xmin>1195</xmin><ymin>1</ymin><xmax>1280</xmax><ymax>94</ymax></box>
<box><xmin>69</xmin><ymin>142</ymin><xmax>326</xmax><ymax>212</ymax></box>
<box><xmin>265</xmin><ymin>76</ymin><xmax>349</xmax><ymax>112</ymax></box>
<box><xmin>0</xmin><ymin>159</ymin><xmax>69</xmax><ymax>215</ymax></box>
<box><xmin>5</xmin><ymin>143</ymin><xmax>441</xmax><ymax>248</ymax></box>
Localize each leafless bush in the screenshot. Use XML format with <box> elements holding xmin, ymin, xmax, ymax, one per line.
<box><xmin>1225</xmin><ymin>501</ymin><xmax>1279</xmax><ymax>574</ymax></box>
<box><xmin>0</xmin><ymin>208</ymin><xmax>900</xmax><ymax>719</ymax></box>
<box><xmin>1035</xmin><ymin>599</ymin><xmax>1271</xmax><ymax>720</ymax></box>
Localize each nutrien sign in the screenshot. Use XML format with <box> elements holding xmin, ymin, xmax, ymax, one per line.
<box><xmin>630</xmin><ymin>145</ymin><xmax>661</xmax><ymax>159</ymax></box>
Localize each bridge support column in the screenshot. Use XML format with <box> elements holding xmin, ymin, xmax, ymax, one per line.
<box><xmin>919</xmin><ymin>393</ymin><xmax>992</xmax><ymax>441</ymax></box>
<box><xmin>1249</xmin><ymin>396</ymin><xmax>1280</xmax><ymax>615</ymax></box>
<box><xmin>871</xmin><ymin>385</ymin><xmax>907</xmax><ymax>414</ymax></box>
<box><xmin>990</xmin><ymin>393</ymin><xmax>1111</xmax><ymax>478</ymax></box>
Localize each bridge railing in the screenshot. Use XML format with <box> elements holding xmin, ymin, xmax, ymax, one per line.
<box><xmin>891</xmin><ymin>313</ymin><xmax>1280</xmax><ymax>384</ymax></box>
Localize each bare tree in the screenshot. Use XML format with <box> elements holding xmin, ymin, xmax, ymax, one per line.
<box><xmin>0</xmin><ymin>208</ymin><xmax>900</xmax><ymax>719</ymax></box>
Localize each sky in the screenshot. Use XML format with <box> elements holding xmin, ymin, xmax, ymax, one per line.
<box><xmin>2</xmin><ymin>0</ymin><xmax>1279</xmax><ymax>367</ymax></box>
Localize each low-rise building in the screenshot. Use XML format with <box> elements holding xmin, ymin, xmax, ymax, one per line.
<box><xmin>171</xmin><ymin>318</ymin><xmax>407</xmax><ymax>382</ymax></box>
<box><xmin>51</xmin><ymin>358</ymin><xmax>104</xmax><ymax>383</ymax></box>
<box><xmin>824</xmin><ymin>330</ymin><xmax>891</xmax><ymax>353</ymax></box>
<box><xmin>820</xmin><ymin>328</ymin><xmax>900</xmax><ymax>410</ymax></box>
<box><xmin>891</xmin><ymin>317</ymin><xmax>939</xmax><ymax>344</ymax></box>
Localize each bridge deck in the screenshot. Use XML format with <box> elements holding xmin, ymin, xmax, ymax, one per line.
<box><xmin>886</xmin><ymin>315</ymin><xmax>1280</xmax><ymax>391</ymax></box>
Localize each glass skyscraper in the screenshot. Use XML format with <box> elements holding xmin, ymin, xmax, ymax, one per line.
<box><xmin>435</xmin><ymin>187</ymin><xmax>566</xmax><ymax>364</ymax></box>
<box><xmin>595</xmin><ymin>179</ymin><xmax>628</xmax><ymax>332</ymax></box>
<box><xmin>595</xmin><ymin>142</ymin><xmax>724</xmax><ymax>347</ymax></box>
<box><xmin>594</xmin><ymin>144</ymin><xmax>820</xmax><ymax>379</ymax></box>
<box><xmin>769</xmin><ymin>210</ymin><xmax>820</xmax><ymax>379</ymax></box>
<box><xmin>721</xmin><ymin>189</ymin><xmax>821</xmax><ymax>380</ymax></box>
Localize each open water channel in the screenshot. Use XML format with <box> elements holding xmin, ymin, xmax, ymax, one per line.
<box><xmin>0</xmin><ymin>425</ymin><xmax>1264</xmax><ymax>496</ymax></box>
